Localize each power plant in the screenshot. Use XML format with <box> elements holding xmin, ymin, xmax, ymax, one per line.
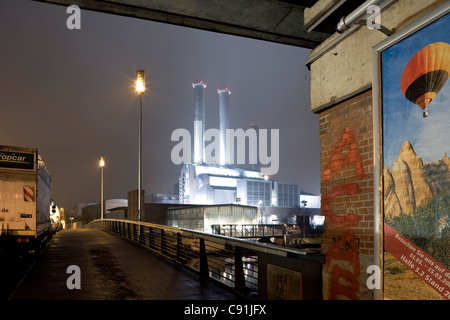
<box><xmin>192</xmin><ymin>81</ymin><xmax>206</xmax><ymax>164</ymax></box>
<box><xmin>178</xmin><ymin>80</ymin><xmax>303</xmax><ymax>214</ymax></box>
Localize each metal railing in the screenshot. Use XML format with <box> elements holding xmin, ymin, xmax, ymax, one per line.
<box><xmin>211</xmin><ymin>224</ymin><xmax>286</xmax><ymax>239</ymax></box>
<box><xmin>88</xmin><ymin>219</ymin><xmax>324</xmax><ymax>299</ymax></box>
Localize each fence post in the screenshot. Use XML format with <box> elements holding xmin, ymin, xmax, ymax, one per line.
<box><xmin>199</xmin><ymin>238</ymin><xmax>209</xmax><ymax>278</ymax></box>
<box><xmin>149</xmin><ymin>227</ymin><xmax>155</xmax><ymax>249</ymax></box>
<box><xmin>133</xmin><ymin>224</ymin><xmax>137</xmax><ymax>241</ymax></box>
<box><xmin>234</xmin><ymin>246</ymin><xmax>247</xmax><ymax>293</ymax></box>
<box><xmin>161</xmin><ymin>230</ymin><xmax>167</xmax><ymax>256</ymax></box>
<box><xmin>139</xmin><ymin>225</ymin><xmax>144</xmax><ymax>245</ymax></box>
<box><xmin>176</xmin><ymin>232</ymin><xmax>185</xmax><ymax>264</ymax></box>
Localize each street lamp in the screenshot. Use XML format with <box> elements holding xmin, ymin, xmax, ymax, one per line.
<box><xmin>136</xmin><ymin>70</ymin><xmax>145</xmax><ymax>222</ymax></box>
<box><xmin>99</xmin><ymin>156</ymin><xmax>105</xmax><ymax>220</ymax></box>
<box><xmin>136</xmin><ymin>70</ymin><xmax>145</xmax><ymax>94</ymax></box>
<box><xmin>301</xmin><ymin>200</ymin><xmax>307</xmax><ymax>241</ymax></box>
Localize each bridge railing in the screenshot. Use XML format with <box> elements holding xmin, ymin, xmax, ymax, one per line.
<box><xmin>88</xmin><ymin>219</ymin><xmax>324</xmax><ymax>299</ymax></box>
<box><xmin>211</xmin><ymin>224</ymin><xmax>286</xmax><ymax>238</ymax></box>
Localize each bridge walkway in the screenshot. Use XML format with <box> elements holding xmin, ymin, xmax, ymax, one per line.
<box><xmin>10</xmin><ymin>229</ymin><xmax>239</xmax><ymax>300</ymax></box>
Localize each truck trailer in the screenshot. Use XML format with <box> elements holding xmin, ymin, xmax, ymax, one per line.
<box><xmin>0</xmin><ymin>145</ymin><xmax>52</xmax><ymax>258</ymax></box>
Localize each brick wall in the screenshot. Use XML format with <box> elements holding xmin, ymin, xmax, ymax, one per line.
<box><xmin>319</xmin><ymin>89</ymin><xmax>375</xmax><ymax>300</ymax></box>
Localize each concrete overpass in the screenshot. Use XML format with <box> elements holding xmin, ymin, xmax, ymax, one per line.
<box><xmin>31</xmin><ymin>0</ymin><xmax>367</xmax><ymax>49</ymax></box>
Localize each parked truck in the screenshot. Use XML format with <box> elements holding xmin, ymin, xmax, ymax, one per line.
<box><xmin>0</xmin><ymin>145</ymin><xmax>52</xmax><ymax>258</ymax></box>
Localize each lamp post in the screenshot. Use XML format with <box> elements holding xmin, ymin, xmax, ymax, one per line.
<box><xmin>301</xmin><ymin>200</ymin><xmax>307</xmax><ymax>241</ymax></box>
<box><xmin>99</xmin><ymin>156</ymin><xmax>105</xmax><ymax>220</ymax></box>
<box><xmin>136</xmin><ymin>70</ymin><xmax>145</xmax><ymax>222</ymax></box>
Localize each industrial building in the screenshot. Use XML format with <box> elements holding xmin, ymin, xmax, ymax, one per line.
<box><xmin>178</xmin><ymin>80</ymin><xmax>302</xmax><ymax>209</ymax></box>
<box><xmin>80</xmin><ymin>199</ymin><xmax>128</xmax><ymax>223</ymax></box>
<box><xmin>167</xmin><ymin>204</ymin><xmax>257</xmax><ymax>233</ymax></box>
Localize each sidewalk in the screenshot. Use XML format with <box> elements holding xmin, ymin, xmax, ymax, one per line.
<box><xmin>11</xmin><ymin>229</ymin><xmax>239</xmax><ymax>300</ymax></box>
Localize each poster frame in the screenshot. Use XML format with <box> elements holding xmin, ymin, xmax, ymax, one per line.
<box><xmin>372</xmin><ymin>1</ymin><xmax>450</xmax><ymax>300</ymax></box>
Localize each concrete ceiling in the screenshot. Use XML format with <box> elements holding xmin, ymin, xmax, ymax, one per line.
<box><xmin>32</xmin><ymin>0</ymin><xmax>332</xmax><ymax>49</ymax></box>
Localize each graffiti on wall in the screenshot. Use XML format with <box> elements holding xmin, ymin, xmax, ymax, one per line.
<box><xmin>322</xmin><ymin>127</ymin><xmax>365</xmax><ymax>299</ymax></box>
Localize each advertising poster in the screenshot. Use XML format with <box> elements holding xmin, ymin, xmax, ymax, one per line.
<box><xmin>381</xmin><ymin>12</ymin><xmax>450</xmax><ymax>300</ymax></box>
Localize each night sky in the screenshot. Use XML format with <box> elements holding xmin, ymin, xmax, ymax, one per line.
<box><xmin>0</xmin><ymin>0</ymin><xmax>320</xmax><ymax>213</ymax></box>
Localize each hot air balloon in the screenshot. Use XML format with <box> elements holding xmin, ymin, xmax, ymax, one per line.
<box><xmin>400</xmin><ymin>42</ymin><xmax>450</xmax><ymax>117</ymax></box>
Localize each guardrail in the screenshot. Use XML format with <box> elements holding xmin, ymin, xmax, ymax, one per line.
<box><xmin>211</xmin><ymin>224</ymin><xmax>286</xmax><ymax>239</ymax></box>
<box><xmin>88</xmin><ymin>219</ymin><xmax>324</xmax><ymax>299</ymax></box>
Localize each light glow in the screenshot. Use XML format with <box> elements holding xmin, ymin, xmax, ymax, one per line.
<box><xmin>269</xmin><ymin>214</ymin><xmax>279</xmax><ymax>223</ymax></box>
<box><xmin>243</xmin><ymin>170</ymin><xmax>263</xmax><ymax>179</ymax></box>
<box><xmin>195</xmin><ymin>165</ymin><xmax>240</xmax><ymax>177</ymax></box>
<box><xmin>192</xmin><ymin>80</ymin><xmax>207</xmax><ymax>88</ymax></box>
<box><xmin>99</xmin><ymin>156</ymin><xmax>105</xmax><ymax>167</ymax></box>
<box><xmin>217</xmin><ymin>88</ymin><xmax>231</xmax><ymax>94</ymax></box>
<box><xmin>311</xmin><ymin>215</ymin><xmax>325</xmax><ymax>227</ymax></box>
<box><xmin>136</xmin><ymin>70</ymin><xmax>145</xmax><ymax>94</ymax></box>
<box><xmin>209</xmin><ymin>176</ymin><xmax>237</xmax><ymax>188</ymax></box>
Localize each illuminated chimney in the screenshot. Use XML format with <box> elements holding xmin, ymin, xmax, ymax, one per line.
<box><xmin>217</xmin><ymin>88</ymin><xmax>231</xmax><ymax>165</ymax></box>
<box><xmin>250</xmin><ymin>123</ymin><xmax>260</xmax><ymax>171</ymax></box>
<box><xmin>192</xmin><ymin>81</ymin><xmax>207</xmax><ymax>164</ymax></box>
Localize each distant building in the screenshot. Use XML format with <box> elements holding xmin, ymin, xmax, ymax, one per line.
<box><xmin>300</xmin><ymin>192</ymin><xmax>321</xmax><ymax>209</ymax></box>
<box><xmin>179</xmin><ymin>163</ymin><xmax>300</xmax><ymax>208</ymax></box>
<box><xmin>167</xmin><ymin>204</ymin><xmax>257</xmax><ymax>233</ymax></box>
<box><xmin>74</xmin><ymin>202</ymin><xmax>97</xmax><ymax>217</ymax></box>
<box><xmin>105</xmin><ymin>199</ymin><xmax>128</xmax><ymax>213</ymax></box>
<box><xmin>237</xmin><ymin>179</ymin><xmax>272</xmax><ymax>207</ymax></box>
<box><xmin>147</xmin><ymin>193</ymin><xmax>179</xmax><ymax>204</ymax></box>
<box><xmin>272</xmin><ymin>181</ymin><xmax>300</xmax><ymax>208</ymax></box>
<box><xmin>81</xmin><ymin>199</ymin><xmax>128</xmax><ymax>222</ymax></box>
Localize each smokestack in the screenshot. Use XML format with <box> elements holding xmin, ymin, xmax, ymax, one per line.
<box><xmin>250</xmin><ymin>123</ymin><xmax>260</xmax><ymax>171</ymax></box>
<box><xmin>192</xmin><ymin>81</ymin><xmax>207</xmax><ymax>164</ymax></box>
<box><xmin>217</xmin><ymin>88</ymin><xmax>231</xmax><ymax>165</ymax></box>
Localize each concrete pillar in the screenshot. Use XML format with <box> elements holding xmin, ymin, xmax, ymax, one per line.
<box><xmin>127</xmin><ymin>189</ymin><xmax>145</xmax><ymax>221</ymax></box>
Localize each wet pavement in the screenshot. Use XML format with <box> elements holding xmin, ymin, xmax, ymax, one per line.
<box><xmin>10</xmin><ymin>229</ymin><xmax>239</xmax><ymax>300</ymax></box>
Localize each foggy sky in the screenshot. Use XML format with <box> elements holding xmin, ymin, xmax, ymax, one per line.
<box><xmin>0</xmin><ymin>0</ymin><xmax>320</xmax><ymax>212</ymax></box>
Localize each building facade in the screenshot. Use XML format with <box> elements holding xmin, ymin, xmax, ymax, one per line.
<box><xmin>179</xmin><ymin>163</ymin><xmax>300</xmax><ymax>208</ymax></box>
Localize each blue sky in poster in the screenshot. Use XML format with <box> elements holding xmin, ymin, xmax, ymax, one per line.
<box><xmin>382</xmin><ymin>14</ymin><xmax>450</xmax><ymax>169</ymax></box>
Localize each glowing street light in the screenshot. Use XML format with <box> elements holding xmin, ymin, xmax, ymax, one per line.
<box><xmin>136</xmin><ymin>70</ymin><xmax>145</xmax><ymax>222</ymax></box>
<box><xmin>99</xmin><ymin>156</ymin><xmax>105</xmax><ymax>220</ymax></box>
<box><xmin>136</xmin><ymin>70</ymin><xmax>146</xmax><ymax>94</ymax></box>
